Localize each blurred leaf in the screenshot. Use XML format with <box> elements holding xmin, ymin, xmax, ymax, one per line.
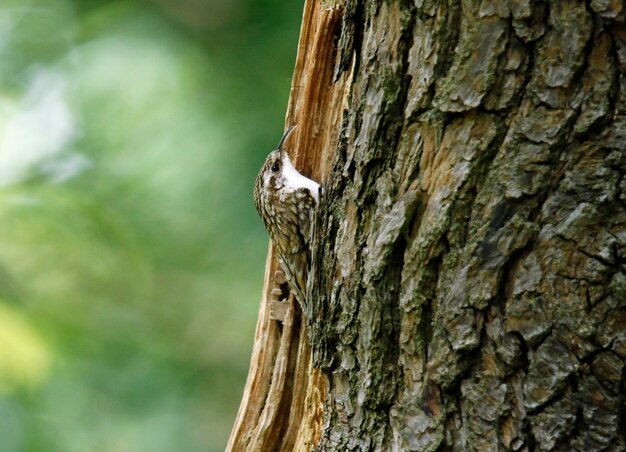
<box><xmin>0</xmin><ymin>301</ymin><xmax>52</xmax><ymax>393</ymax></box>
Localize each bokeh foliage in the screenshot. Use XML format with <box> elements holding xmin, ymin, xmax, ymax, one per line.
<box><xmin>0</xmin><ymin>0</ymin><xmax>302</xmax><ymax>450</ymax></box>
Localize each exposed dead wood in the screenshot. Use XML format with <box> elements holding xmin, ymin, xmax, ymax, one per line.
<box><xmin>226</xmin><ymin>2</ymin><xmax>349</xmax><ymax>450</ymax></box>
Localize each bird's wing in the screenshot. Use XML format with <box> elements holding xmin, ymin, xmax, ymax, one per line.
<box><xmin>273</xmin><ymin>187</ymin><xmax>317</xmax><ymax>311</ymax></box>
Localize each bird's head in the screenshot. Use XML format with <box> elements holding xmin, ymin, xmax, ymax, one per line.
<box><xmin>255</xmin><ymin>125</ymin><xmax>297</xmax><ymax>198</ymax></box>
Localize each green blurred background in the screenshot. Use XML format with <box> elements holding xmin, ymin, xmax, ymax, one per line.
<box><xmin>0</xmin><ymin>0</ymin><xmax>302</xmax><ymax>450</ymax></box>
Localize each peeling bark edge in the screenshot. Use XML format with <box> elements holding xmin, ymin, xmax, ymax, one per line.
<box><xmin>227</xmin><ymin>1</ymin><xmax>350</xmax><ymax>450</ymax></box>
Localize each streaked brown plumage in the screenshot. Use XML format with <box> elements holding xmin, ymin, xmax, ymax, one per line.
<box><xmin>253</xmin><ymin>126</ymin><xmax>320</xmax><ymax>313</ymax></box>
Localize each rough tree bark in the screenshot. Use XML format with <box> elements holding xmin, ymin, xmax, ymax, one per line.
<box><xmin>229</xmin><ymin>1</ymin><xmax>626</xmax><ymax>451</ymax></box>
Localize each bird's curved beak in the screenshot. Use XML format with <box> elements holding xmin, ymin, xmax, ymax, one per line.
<box><xmin>277</xmin><ymin>125</ymin><xmax>297</xmax><ymax>159</ymax></box>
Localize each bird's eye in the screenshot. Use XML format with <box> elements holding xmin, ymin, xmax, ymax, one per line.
<box><xmin>271</xmin><ymin>162</ymin><xmax>280</xmax><ymax>172</ymax></box>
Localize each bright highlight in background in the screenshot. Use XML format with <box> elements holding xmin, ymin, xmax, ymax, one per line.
<box><xmin>0</xmin><ymin>302</ymin><xmax>52</xmax><ymax>393</ymax></box>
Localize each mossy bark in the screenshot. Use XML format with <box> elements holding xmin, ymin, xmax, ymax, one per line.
<box><xmin>230</xmin><ymin>1</ymin><xmax>626</xmax><ymax>450</ymax></box>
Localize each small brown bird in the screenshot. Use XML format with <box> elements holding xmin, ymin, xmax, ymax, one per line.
<box><xmin>253</xmin><ymin>126</ymin><xmax>320</xmax><ymax>314</ymax></box>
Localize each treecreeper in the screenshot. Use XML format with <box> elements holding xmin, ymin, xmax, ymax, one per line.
<box><xmin>253</xmin><ymin>126</ymin><xmax>320</xmax><ymax>318</ymax></box>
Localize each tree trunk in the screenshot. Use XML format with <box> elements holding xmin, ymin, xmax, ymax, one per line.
<box><xmin>230</xmin><ymin>1</ymin><xmax>626</xmax><ymax>451</ymax></box>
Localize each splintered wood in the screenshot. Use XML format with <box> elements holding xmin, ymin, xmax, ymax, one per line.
<box><xmin>226</xmin><ymin>1</ymin><xmax>349</xmax><ymax>451</ymax></box>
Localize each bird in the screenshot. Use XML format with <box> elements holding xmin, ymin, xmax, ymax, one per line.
<box><xmin>253</xmin><ymin>125</ymin><xmax>320</xmax><ymax>315</ymax></box>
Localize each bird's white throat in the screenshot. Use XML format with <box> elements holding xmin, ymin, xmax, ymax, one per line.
<box><xmin>281</xmin><ymin>154</ymin><xmax>320</xmax><ymax>203</ymax></box>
